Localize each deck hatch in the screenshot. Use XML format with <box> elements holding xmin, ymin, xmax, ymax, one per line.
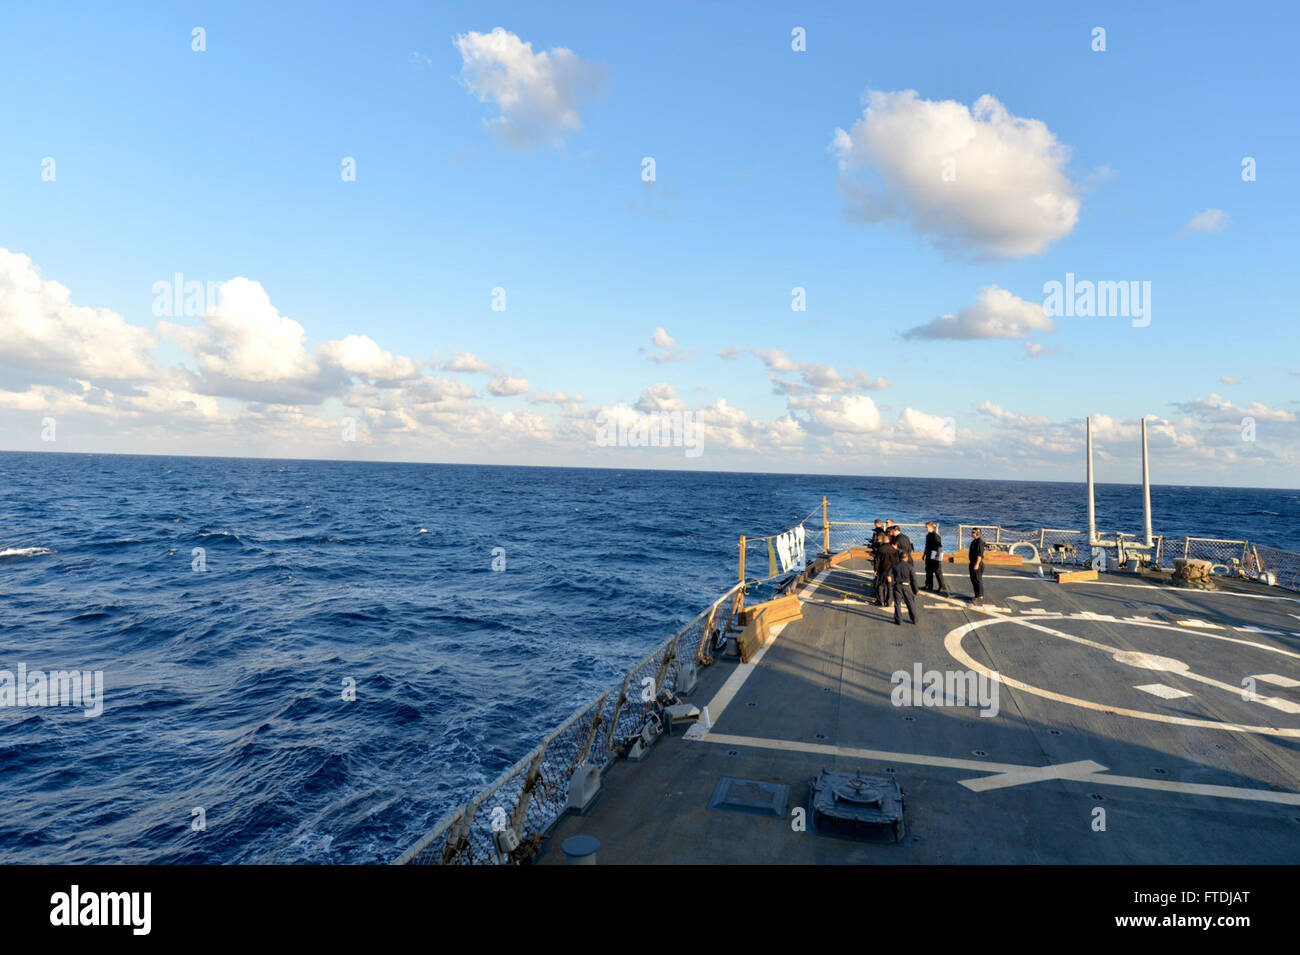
<box><xmin>809</xmin><ymin>771</ymin><xmax>905</xmax><ymax>842</ymax></box>
<box><xmin>707</xmin><ymin>777</ymin><xmax>790</xmax><ymax>817</ymax></box>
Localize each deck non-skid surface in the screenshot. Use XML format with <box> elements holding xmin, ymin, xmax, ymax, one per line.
<box><xmin>541</xmin><ymin>560</ymin><xmax>1300</xmax><ymax>863</ymax></box>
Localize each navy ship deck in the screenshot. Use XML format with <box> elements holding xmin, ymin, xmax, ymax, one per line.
<box><xmin>539</xmin><ymin>559</ymin><xmax>1300</xmax><ymax>864</ymax></box>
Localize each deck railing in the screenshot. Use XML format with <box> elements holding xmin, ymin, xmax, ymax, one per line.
<box><xmin>826</xmin><ymin>521</ymin><xmax>931</xmax><ymax>554</ymax></box>
<box><xmin>820</xmin><ymin>520</ymin><xmax>1299</xmax><ymax>589</ymax></box>
<box><xmin>394</xmin><ymin>582</ymin><xmax>740</xmax><ymax>865</ymax></box>
<box><xmin>1251</xmin><ymin>543</ymin><xmax>1300</xmax><ymax>592</ymax></box>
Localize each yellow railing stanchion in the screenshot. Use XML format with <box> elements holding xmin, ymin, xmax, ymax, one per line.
<box><xmin>738</xmin><ymin>535</ymin><xmax>746</xmax><ymax>614</ymax></box>
<box><xmin>823</xmin><ymin>496</ymin><xmax>829</xmax><ymax>555</ymax></box>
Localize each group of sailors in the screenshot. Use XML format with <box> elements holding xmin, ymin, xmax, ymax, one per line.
<box><xmin>869</xmin><ymin>519</ymin><xmax>987</xmax><ymax>624</ymax></box>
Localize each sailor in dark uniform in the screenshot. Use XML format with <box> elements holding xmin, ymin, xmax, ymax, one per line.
<box><xmin>870</xmin><ymin>520</ymin><xmax>888</xmax><ymax>605</ymax></box>
<box><xmin>874</xmin><ymin>534</ymin><xmax>898</xmax><ymax>607</ymax></box>
<box><xmin>889</xmin><ymin>543</ymin><xmax>918</xmax><ymax>625</ymax></box>
<box><xmin>968</xmin><ymin>526</ymin><xmax>986</xmax><ymax>605</ymax></box>
<box><xmin>887</xmin><ymin>525</ymin><xmax>918</xmax><ymax>597</ymax></box>
<box><xmin>923</xmin><ymin>521</ymin><xmax>948</xmax><ymax>595</ymax></box>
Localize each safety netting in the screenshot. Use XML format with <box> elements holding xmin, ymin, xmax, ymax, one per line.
<box><xmin>396</xmin><ymin>582</ymin><xmax>740</xmax><ymax>865</ymax></box>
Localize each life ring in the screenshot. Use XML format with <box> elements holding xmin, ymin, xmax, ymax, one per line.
<box><xmin>1008</xmin><ymin>541</ymin><xmax>1040</xmax><ymax>563</ymax></box>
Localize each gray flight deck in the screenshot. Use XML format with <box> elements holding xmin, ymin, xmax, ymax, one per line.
<box><xmin>540</xmin><ymin>559</ymin><xmax>1300</xmax><ymax>864</ymax></box>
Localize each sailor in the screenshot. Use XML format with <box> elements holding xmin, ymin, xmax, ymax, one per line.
<box><xmin>923</xmin><ymin>521</ymin><xmax>948</xmax><ymax>595</ymax></box>
<box><xmin>889</xmin><ymin>542</ymin><xmax>919</xmax><ymax>625</ymax></box>
<box><xmin>874</xmin><ymin>533</ymin><xmax>898</xmax><ymax>607</ymax></box>
<box><xmin>870</xmin><ymin>519</ymin><xmax>888</xmax><ymax>603</ymax></box>
<box><xmin>968</xmin><ymin>526</ymin><xmax>986</xmax><ymax>605</ymax></box>
<box><xmin>887</xmin><ymin>525</ymin><xmax>917</xmax><ymax>597</ymax></box>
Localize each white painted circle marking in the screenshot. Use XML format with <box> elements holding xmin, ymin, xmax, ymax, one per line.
<box><xmin>1112</xmin><ymin>651</ymin><xmax>1188</xmax><ymax>672</ymax></box>
<box><xmin>944</xmin><ymin>613</ymin><xmax>1300</xmax><ymax>738</ymax></box>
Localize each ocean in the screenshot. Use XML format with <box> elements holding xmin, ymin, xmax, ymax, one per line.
<box><xmin>0</xmin><ymin>450</ymin><xmax>1296</xmax><ymax>863</ymax></box>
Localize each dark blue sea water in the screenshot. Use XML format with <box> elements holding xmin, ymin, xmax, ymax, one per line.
<box><xmin>0</xmin><ymin>451</ymin><xmax>1296</xmax><ymax>863</ymax></box>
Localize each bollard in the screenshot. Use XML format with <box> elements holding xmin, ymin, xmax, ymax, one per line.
<box><xmin>561</xmin><ymin>834</ymin><xmax>599</xmax><ymax>865</ymax></box>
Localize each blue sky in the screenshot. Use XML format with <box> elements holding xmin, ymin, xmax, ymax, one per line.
<box><xmin>1</xmin><ymin>1</ymin><xmax>1297</xmax><ymax>485</ymax></box>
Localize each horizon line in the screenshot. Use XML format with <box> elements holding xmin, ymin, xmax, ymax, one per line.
<box><xmin>2</xmin><ymin>446</ymin><xmax>1295</xmax><ymax>493</ymax></box>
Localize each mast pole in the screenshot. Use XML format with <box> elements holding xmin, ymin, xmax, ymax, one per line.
<box><xmin>1141</xmin><ymin>416</ymin><xmax>1154</xmax><ymax>547</ymax></box>
<box><xmin>1086</xmin><ymin>416</ymin><xmax>1097</xmax><ymax>546</ymax></box>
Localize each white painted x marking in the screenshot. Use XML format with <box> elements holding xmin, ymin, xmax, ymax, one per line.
<box><xmin>959</xmin><ymin>759</ymin><xmax>1109</xmax><ymax>792</ymax></box>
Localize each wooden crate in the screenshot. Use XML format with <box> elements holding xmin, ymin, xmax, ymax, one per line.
<box><xmin>1054</xmin><ymin>568</ymin><xmax>1098</xmax><ymax>583</ymax></box>
<box><xmin>737</xmin><ymin>613</ymin><xmax>769</xmax><ymax>663</ymax></box>
<box><xmin>946</xmin><ymin>551</ymin><xmax>1023</xmax><ymax>566</ymax></box>
<box><xmin>736</xmin><ymin>594</ymin><xmax>803</xmax><ymax>662</ymax></box>
<box><xmin>738</xmin><ymin>593</ymin><xmax>802</xmax><ymax>627</ymax></box>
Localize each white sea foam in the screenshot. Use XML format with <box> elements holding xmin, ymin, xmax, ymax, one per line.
<box><xmin>0</xmin><ymin>547</ymin><xmax>53</xmax><ymax>558</ymax></box>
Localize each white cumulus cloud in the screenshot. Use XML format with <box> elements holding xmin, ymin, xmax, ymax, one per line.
<box><xmin>487</xmin><ymin>374</ymin><xmax>530</xmax><ymax>396</ymax></box>
<box><xmin>646</xmin><ymin>327</ymin><xmax>690</xmax><ymax>363</ymax></box>
<box><xmin>833</xmin><ymin>90</ymin><xmax>1081</xmax><ymax>258</ymax></box>
<box><xmin>444</xmin><ymin>351</ymin><xmax>492</xmax><ymax>373</ymax></box>
<box><xmin>455</xmin><ymin>27</ymin><xmax>602</xmax><ymax>148</ymax></box>
<box><xmin>162</xmin><ymin>279</ymin><xmax>423</xmax><ymax>401</ymax></box>
<box><xmin>634</xmin><ymin>382</ymin><xmax>689</xmax><ymax>413</ymax></box>
<box><xmin>0</xmin><ymin>247</ymin><xmax>156</xmax><ymax>383</ymax></box>
<box><xmin>161</xmin><ymin>277</ymin><xmax>320</xmax><ymax>386</ymax></box>
<box><xmin>788</xmin><ymin>393</ymin><xmax>883</xmax><ymax>434</ymax></box>
<box><xmin>1173</xmin><ymin>393</ymin><xmax>1294</xmax><ymax>424</ymax></box>
<box><xmin>904</xmin><ymin>286</ymin><xmax>1054</xmax><ymax>340</ymax></box>
<box><xmin>318</xmin><ymin>334</ymin><xmax>418</xmax><ymax>381</ymax></box>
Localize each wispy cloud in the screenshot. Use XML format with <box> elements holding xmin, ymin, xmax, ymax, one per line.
<box><xmin>718</xmin><ymin>346</ymin><xmax>889</xmax><ymax>395</ymax></box>
<box><xmin>1182</xmin><ymin>208</ymin><xmax>1229</xmax><ymax>234</ymax></box>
